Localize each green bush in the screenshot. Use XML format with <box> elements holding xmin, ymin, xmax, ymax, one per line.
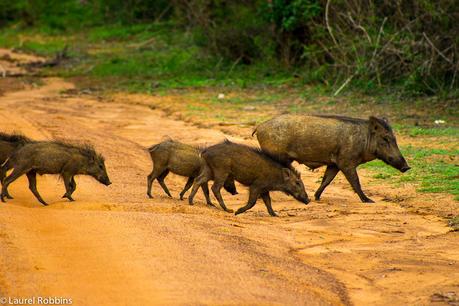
<box><xmin>1</xmin><ymin>0</ymin><xmax>458</xmax><ymax>96</ymax></box>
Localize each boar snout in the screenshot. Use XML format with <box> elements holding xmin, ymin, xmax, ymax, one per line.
<box><xmin>295</xmin><ymin>194</ymin><xmax>310</xmax><ymax>205</ymax></box>
<box><xmin>396</xmin><ymin>158</ymin><xmax>410</xmax><ymax>173</ymax></box>
<box><xmin>400</xmin><ymin>165</ymin><xmax>411</xmax><ymax>173</ymax></box>
<box><xmin>99</xmin><ymin>176</ymin><xmax>111</xmax><ymax>186</ymax></box>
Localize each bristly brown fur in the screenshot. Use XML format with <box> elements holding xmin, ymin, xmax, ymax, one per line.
<box><xmin>0</xmin><ymin>132</ymin><xmax>32</xmax><ymax>144</ymax></box>
<box><xmin>211</xmin><ymin>139</ymin><xmax>301</xmax><ymax>177</ymax></box>
<box><xmin>52</xmin><ymin>140</ymin><xmax>105</xmax><ymax>161</ymax></box>
<box><xmin>314</xmin><ymin>114</ymin><xmax>368</xmax><ymax>125</ymax></box>
<box><xmin>148</xmin><ymin>139</ymin><xmax>202</xmax><ymax>154</ymax></box>
<box><xmin>314</xmin><ymin>114</ymin><xmax>393</xmax><ymax>131</ymax></box>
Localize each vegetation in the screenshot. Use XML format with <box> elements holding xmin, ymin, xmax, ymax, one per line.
<box><xmin>449</xmin><ymin>216</ymin><xmax>459</xmax><ymax>231</ymax></box>
<box><xmin>1</xmin><ymin>0</ymin><xmax>459</xmax><ymax>96</ymax></box>
<box><xmin>361</xmin><ymin>146</ymin><xmax>459</xmax><ymax>200</ymax></box>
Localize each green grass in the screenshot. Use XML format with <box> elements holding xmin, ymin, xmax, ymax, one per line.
<box><xmin>362</xmin><ymin>146</ymin><xmax>459</xmax><ymax>199</ymax></box>
<box><xmin>449</xmin><ymin>216</ymin><xmax>459</xmax><ymax>231</ymax></box>
<box><xmin>392</xmin><ymin>124</ymin><xmax>459</xmax><ymax>138</ymax></box>
<box><xmin>0</xmin><ymin>23</ymin><xmax>297</xmax><ymax>91</ymax></box>
<box><xmin>405</xmin><ymin>126</ymin><xmax>459</xmax><ymax>137</ymax></box>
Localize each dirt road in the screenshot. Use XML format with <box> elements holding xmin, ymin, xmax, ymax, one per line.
<box><xmin>0</xmin><ymin>49</ymin><xmax>458</xmax><ymax>305</ymax></box>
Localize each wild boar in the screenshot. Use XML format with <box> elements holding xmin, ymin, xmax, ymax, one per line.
<box><xmin>1</xmin><ymin>141</ymin><xmax>111</xmax><ymax>205</ymax></box>
<box><xmin>147</xmin><ymin>139</ymin><xmax>237</xmax><ymax>204</ymax></box>
<box><xmin>188</xmin><ymin>140</ymin><xmax>309</xmax><ymax>216</ymax></box>
<box><xmin>253</xmin><ymin>114</ymin><xmax>410</xmax><ymax>203</ymax></box>
<box><xmin>0</xmin><ymin>132</ymin><xmax>32</xmax><ymax>199</ymax></box>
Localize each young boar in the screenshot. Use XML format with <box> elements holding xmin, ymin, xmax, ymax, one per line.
<box><xmin>0</xmin><ymin>132</ymin><xmax>32</xmax><ymax>199</ymax></box>
<box><xmin>188</xmin><ymin>140</ymin><xmax>309</xmax><ymax>216</ymax></box>
<box><xmin>253</xmin><ymin>114</ymin><xmax>410</xmax><ymax>203</ymax></box>
<box><xmin>1</xmin><ymin>141</ymin><xmax>111</xmax><ymax>205</ymax></box>
<box><xmin>147</xmin><ymin>139</ymin><xmax>237</xmax><ymax>204</ymax></box>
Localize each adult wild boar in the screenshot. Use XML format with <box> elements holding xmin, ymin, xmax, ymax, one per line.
<box><xmin>188</xmin><ymin>140</ymin><xmax>309</xmax><ymax>216</ymax></box>
<box><xmin>0</xmin><ymin>132</ymin><xmax>32</xmax><ymax>199</ymax></box>
<box><xmin>253</xmin><ymin>114</ymin><xmax>410</xmax><ymax>203</ymax></box>
<box><xmin>147</xmin><ymin>139</ymin><xmax>237</xmax><ymax>203</ymax></box>
<box><xmin>1</xmin><ymin>141</ymin><xmax>111</xmax><ymax>205</ymax></box>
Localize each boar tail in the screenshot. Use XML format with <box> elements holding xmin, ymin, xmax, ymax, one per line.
<box><xmin>251</xmin><ymin>127</ymin><xmax>257</xmax><ymax>137</ymax></box>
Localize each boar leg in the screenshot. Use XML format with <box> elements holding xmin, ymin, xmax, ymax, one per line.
<box><xmin>1</xmin><ymin>167</ymin><xmax>28</xmax><ymax>203</ymax></box>
<box><xmin>147</xmin><ymin>167</ymin><xmax>169</xmax><ymax>198</ymax></box>
<box><xmin>69</xmin><ymin>177</ymin><xmax>77</xmax><ymax>195</ymax></box>
<box><xmin>235</xmin><ymin>187</ymin><xmax>259</xmax><ymax>215</ymax></box>
<box><xmin>200</xmin><ymin>183</ymin><xmax>214</xmax><ymax>206</ymax></box>
<box><xmin>157</xmin><ymin>170</ymin><xmax>172</xmax><ymax>198</ymax></box>
<box><xmin>0</xmin><ymin>163</ymin><xmax>14</xmax><ymax>199</ymax></box>
<box><xmin>314</xmin><ymin>165</ymin><xmax>340</xmax><ymax>200</ymax></box>
<box><xmin>62</xmin><ymin>173</ymin><xmax>75</xmax><ymax>202</ymax></box>
<box><xmin>260</xmin><ymin>192</ymin><xmax>277</xmax><ymax>217</ymax></box>
<box><xmin>0</xmin><ymin>166</ymin><xmax>4</xmax><ymax>184</ymax></box>
<box><xmin>4</xmin><ymin>190</ymin><xmax>13</xmax><ymax>199</ymax></box>
<box><xmin>211</xmin><ymin>173</ymin><xmax>233</xmax><ymax>213</ymax></box>
<box><xmin>62</xmin><ymin>176</ymin><xmax>76</xmax><ymax>199</ymax></box>
<box><xmin>26</xmin><ymin>171</ymin><xmax>48</xmax><ymax>206</ymax></box>
<box><xmin>188</xmin><ymin>172</ymin><xmax>208</xmax><ymax>205</ymax></box>
<box><xmin>341</xmin><ymin>167</ymin><xmax>374</xmax><ymax>203</ymax></box>
<box><xmin>179</xmin><ymin>177</ymin><xmax>194</xmax><ymax>200</ymax></box>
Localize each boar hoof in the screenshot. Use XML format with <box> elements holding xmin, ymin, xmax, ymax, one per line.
<box><xmin>362</xmin><ymin>197</ymin><xmax>375</xmax><ymax>203</ymax></box>
<box><xmin>63</xmin><ymin>194</ymin><xmax>75</xmax><ymax>202</ymax></box>
<box><xmin>6</xmin><ymin>194</ymin><xmax>13</xmax><ymax>200</ymax></box>
<box><xmin>225</xmin><ymin>208</ymin><xmax>234</xmax><ymax>213</ymax></box>
<box><xmin>147</xmin><ymin>194</ymin><xmax>153</xmax><ymax>199</ymax></box>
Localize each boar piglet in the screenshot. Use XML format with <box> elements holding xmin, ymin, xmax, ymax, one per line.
<box><xmin>253</xmin><ymin>114</ymin><xmax>410</xmax><ymax>203</ymax></box>
<box><xmin>147</xmin><ymin>139</ymin><xmax>237</xmax><ymax>204</ymax></box>
<box><xmin>1</xmin><ymin>141</ymin><xmax>111</xmax><ymax>205</ymax></box>
<box><xmin>188</xmin><ymin>140</ymin><xmax>309</xmax><ymax>216</ymax></box>
<box><xmin>0</xmin><ymin>132</ymin><xmax>33</xmax><ymax>199</ymax></box>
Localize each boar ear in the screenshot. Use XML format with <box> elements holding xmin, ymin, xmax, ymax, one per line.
<box><xmin>369</xmin><ymin>116</ymin><xmax>392</xmax><ymax>133</ymax></box>
<box><xmin>282</xmin><ymin>168</ymin><xmax>292</xmax><ymax>181</ymax></box>
<box><xmin>369</xmin><ymin>116</ymin><xmax>383</xmax><ymax>132</ymax></box>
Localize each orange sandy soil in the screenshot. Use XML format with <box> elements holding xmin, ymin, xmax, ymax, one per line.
<box><xmin>0</xmin><ymin>49</ymin><xmax>458</xmax><ymax>306</ymax></box>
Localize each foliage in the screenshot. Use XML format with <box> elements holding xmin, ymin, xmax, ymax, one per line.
<box><xmin>0</xmin><ymin>0</ymin><xmax>458</xmax><ymax>95</ymax></box>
